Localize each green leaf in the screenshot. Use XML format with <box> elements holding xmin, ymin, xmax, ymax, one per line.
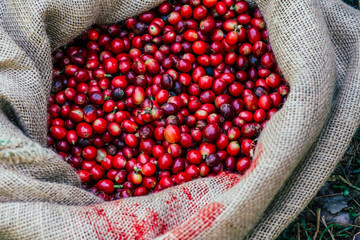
<box><xmin>319</xmin><ymin>224</ymin><xmax>335</xmax><ymax>240</ymax></box>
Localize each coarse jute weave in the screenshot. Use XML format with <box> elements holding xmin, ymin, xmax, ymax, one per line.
<box><xmin>0</xmin><ymin>0</ymin><xmax>359</xmax><ymax>239</ymax></box>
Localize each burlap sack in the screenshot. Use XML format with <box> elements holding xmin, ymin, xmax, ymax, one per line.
<box><xmin>0</xmin><ymin>0</ymin><xmax>359</xmax><ymax>239</ymax></box>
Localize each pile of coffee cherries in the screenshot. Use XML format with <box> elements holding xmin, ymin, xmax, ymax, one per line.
<box><xmin>47</xmin><ymin>0</ymin><xmax>289</xmax><ymax>201</ymax></box>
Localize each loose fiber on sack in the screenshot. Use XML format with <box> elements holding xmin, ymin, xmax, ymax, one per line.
<box><xmin>0</xmin><ymin>0</ymin><xmax>359</xmax><ymax>239</ymax></box>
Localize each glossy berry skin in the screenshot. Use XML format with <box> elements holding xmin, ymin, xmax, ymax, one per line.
<box><xmin>205</xmin><ymin>153</ymin><xmax>220</xmax><ymax>167</ymax></box>
<box><xmin>237</xmin><ymin>157</ymin><xmax>251</xmax><ymax>173</ymax></box>
<box><xmin>241</xmin><ymin>139</ymin><xmax>254</xmax><ymax>157</ymax></box>
<box><xmin>82</xmin><ymin>146</ymin><xmax>97</xmax><ymax>159</ymax></box>
<box><xmin>227</xmin><ymin>141</ymin><xmax>240</xmax><ymax>156</ymax></box>
<box><xmin>164</xmin><ymin>125</ymin><xmax>181</xmax><ymax>143</ymax></box>
<box><xmin>159</xmin><ymin>177</ymin><xmax>174</xmax><ymax>189</ymax></box>
<box><xmin>186</xmin><ymin>150</ymin><xmax>202</xmax><ymax>165</ymax></box>
<box><xmin>50</xmin><ymin>126</ymin><xmax>67</xmax><ymax>140</ymax></box>
<box><xmin>192</xmin><ymin>41</ymin><xmax>207</xmax><ymax>55</ymax></box>
<box><xmin>95</xmin><ymin>179</ymin><xmax>114</xmax><ymax>194</ymax></box>
<box><xmin>76</xmin><ymin>122</ymin><xmax>93</xmax><ymax>139</ymax></box>
<box><xmin>141</xmin><ymin>162</ymin><xmax>157</xmax><ymax>176</ymax></box>
<box><xmin>202</xmin><ymin>123</ymin><xmax>220</xmax><ymax>142</ymax></box>
<box><xmin>112</xmin><ymin>155</ymin><xmax>127</xmax><ymax>169</ymax></box>
<box><xmin>108</xmin><ymin>122</ymin><xmax>121</xmax><ymax>136</ymax></box>
<box><xmin>93</xmin><ymin>118</ymin><xmax>107</xmax><ymax>134</ymax></box>
<box><xmin>158</xmin><ymin>154</ymin><xmax>173</xmax><ymax>170</ymax></box>
<box><xmin>90</xmin><ymin>165</ymin><xmax>106</xmax><ymax>181</ymax></box>
<box><xmin>175</xmin><ymin>172</ymin><xmax>192</xmax><ymax>185</ymax></box>
<box><xmin>125</xmin><ymin>134</ymin><xmax>138</xmax><ymax>147</ymax></box>
<box><xmin>77</xmin><ymin>170</ymin><xmax>90</xmax><ymax>182</ymax></box>
<box><xmin>104</xmin><ymin>58</ymin><xmax>118</xmax><ymax>74</ymax></box>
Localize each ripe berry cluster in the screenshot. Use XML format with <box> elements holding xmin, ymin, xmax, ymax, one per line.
<box><xmin>48</xmin><ymin>0</ymin><xmax>289</xmax><ymax>201</ymax></box>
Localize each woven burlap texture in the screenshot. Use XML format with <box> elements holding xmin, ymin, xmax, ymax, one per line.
<box><xmin>0</xmin><ymin>0</ymin><xmax>359</xmax><ymax>239</ymax></box>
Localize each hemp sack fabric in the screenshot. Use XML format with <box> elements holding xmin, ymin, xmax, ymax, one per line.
<box><xmin>0</xmin><ymin>0</ymin><xmax>359</xmax><ymax>239</ymax></box>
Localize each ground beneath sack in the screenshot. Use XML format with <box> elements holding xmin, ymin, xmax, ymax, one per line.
<box><xmin>277</xmin><ymin>126</ymin><xmax>360</xmax><ymax>240</ymax></box>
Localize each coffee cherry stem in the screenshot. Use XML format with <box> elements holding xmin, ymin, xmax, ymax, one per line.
<box><xmin>133</xmin><ymin>166</ymin><xmax>141</xmax><ymax>173</ymax></box>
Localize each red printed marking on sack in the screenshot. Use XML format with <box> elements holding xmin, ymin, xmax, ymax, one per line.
<box><xmin>140</xmin><ymin>209</ymin><xmax>168</xmax><ymax>235</ymax></box>
<box><xmin>124</xmin><ymin>207</ymin><xmax>168</xmax><ymax>238</ymax></box>
<box><xmin>147</xmin><ymin>210</ymin><xmax>168</xmax><ymax>234</ymax></box>
<box><xmin>164</xmin><ymin>193</ymin><xmax>179</xmax><ymax>220</ymax></box>
<box><xmin>181</xmin><ymin>187</ymin><xmax>193</xmax><ymax>200</ymax></box>
<box><xmin>125</xmin><ymin>207</ymin><xmax>144</xmax><ymax>238</ymax></box>
<box><xmin>166</xmin><ymin>202</ymin><xmax>225</xmax><ymax>239</ymax></box>
<box><xmin>95</xmin><ymin>208</ymin><xmax>117</xmax><ymax>239</ymax></box>
<box><xmin>84</xmin><ymin>209</ymin><xmax>104</xmax><ymax>239</ymax></box>
<box><xmin>165</xmin><ymin>194</ymin><xmax>178</xmax><ymax>205</ymax></box>
<box><xmin>214</xmin><ymin>172</ymin><xmax>242</xmax><ymax>190</ymax></box>
<box><xmin>119</xmin><ymin>205</ymin><xmax>149</xmax><ymax>239</ymax></box>
<box><xmin>84</xmin><ymin>206</ymin><xmax>131</xmax><ymax>240</ymax></box>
